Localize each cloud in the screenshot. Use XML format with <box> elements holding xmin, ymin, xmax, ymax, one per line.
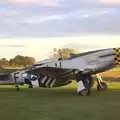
<box><xmin>0</xmin><ymin>7</ymin><xmax>119</xmax><ymax>37</ymax></box>
<box><xmin>99</xmin><ymin>0</ymin><xmax>120</xmax><ymax>4</ymax></box>
<box><xmin>0</xmin><ymin>44</ymin><xmax>24</xmax><ymax>47</ymax></box>
<box><xmin>7</xmin><ymin>0</ymin><xmax>58</xmax><ymax>6</ymax></box>
<box><xmin>64</xmin><ymin>43</ymin><xmax>102</xmax><ymax>49</ymax></box>
<box><xmin>0</xmin><ymin>0</ymin><xmax>120</xmax><ymax>37</ymax></box>
<box><xmin>18</xmin><ymin>8</ymin><xmax>116</xmax><ymax>24</ymax></box>
<box><xmin>0</xmin><ymin>10</ymin><xmax>18</xmax><ymax>17</ymax></box>
<box><xmin>21</xmin><ymin>14</ymin><xmax>68</xmax><ymax>24</ymax></box>
<box><xmin>0</xmin><ymin>7</ymin><xmax>118</xmax><ymax>37</ymax></box>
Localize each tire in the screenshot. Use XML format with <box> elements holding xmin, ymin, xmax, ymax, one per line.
<box><xmin>28</xmin><ymin>84</ymin><xmax>33</xmax><ymax>88</ymax></box>
<box><xmin>76</xmin><ymin>72</ymin><xmax>92</xmax><ymax>96</ymax></box>
<box><xmin>78</xmin><ymin>88</ymin><xmax>90</xmax><ymax>96</ymax></box>
<box><xmin>97</xmin><ymin>82</ymin><xmax>108</xmax><ymax>92</ymax></box>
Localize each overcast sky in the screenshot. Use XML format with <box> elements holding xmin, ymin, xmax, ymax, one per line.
<box><xmin>0</xmin><ymin>0</ymin><xmax>120</xmax><ymax>60</ymax></box>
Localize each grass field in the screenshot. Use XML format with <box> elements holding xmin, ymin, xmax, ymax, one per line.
<box><xmin>0</xmin><ymin>82</ymin><xmax>120</xmax><ymax>120</ymax></box>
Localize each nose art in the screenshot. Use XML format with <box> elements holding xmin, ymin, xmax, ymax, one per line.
<box><xmin>113</xmin><ymin>48</ymin><xmax>120</xmax><ymax>65</ymax></box>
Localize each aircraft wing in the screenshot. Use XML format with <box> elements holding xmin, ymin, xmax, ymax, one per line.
<box><xmin>27</xmin><ymin>66</ymin><xmax>76</xmax><ymax>87</ymax></box>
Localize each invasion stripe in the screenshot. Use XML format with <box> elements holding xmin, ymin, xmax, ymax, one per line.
<box><xmin>43</xmin><ymin>76</ymin><xmax>49</xmax><ymax>85</ymax></box>
<box><xmin>45</xmin><ymin>77</ymin><xmax>52</xmax><ymax>87</ymax></box>
<box><xmin>41</xmin><ymin>76</ymin><xmax>47</xmax><ymax>84</ymax></box>
<box><xmin>50</xmin><ymin>79</ymin><xmax>56</xmax><ymax>88</ymax></box>
<box><xmin>47</xmin><ymin>78</ymin><xmax>54</xmax><ymax>87</ymax></box>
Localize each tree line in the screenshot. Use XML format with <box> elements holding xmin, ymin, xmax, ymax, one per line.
<box><xmin>51</xmin><ymin>48</ymin><xmax>78</xmax><ymax>59</ymax></box>
<box><xmin>0</xmin><ymin>48</ymin><xmax>78</xmax><ymax>68</ymax></box>
<box><xmin>0</xmin><ymin>55</ymin><xmax>35</xmax><ymax>68</ymax></box>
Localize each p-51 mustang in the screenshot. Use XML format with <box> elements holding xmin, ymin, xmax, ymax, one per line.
<box><xmin>0</xmin><ymin>48</ymin><xmax>120</xmax><ymax>96</ymax></box>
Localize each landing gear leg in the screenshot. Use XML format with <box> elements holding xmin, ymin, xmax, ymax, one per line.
<box><xmin>28</xmin><ymin>82</ymin><xmax>33</xmax><ymax>88</ymax></box>
<box><xmin>77</xmin><ymin>80</ymin><xmax>89</xmax><ymax>96</ymax></box>
<box><xmin>15</xmin><ymin>84</ymin><xmax>20</xmax><ymax>91</ymax></box>
<box><xmin>96</xmin><ymin>74</ymin><xmax>108</xmax><ymax>92</ymax></box>
<box><xmin>76</xmin><ymin>72</ymin><xmax>92</xmax><ymax>96</ymax></box>
<box><xmin>14</xmin><ymin>73</ymin><xmax>20</xmax><ymax>91</ymax></box>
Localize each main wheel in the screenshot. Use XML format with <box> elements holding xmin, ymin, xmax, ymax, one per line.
<box><xmin>79</xmin><ymin>78</ymin><xmax>92</xmax><ymax>96</ymax></box>
<box><xmin>28</xmin><ymin>84</ymin><xmax>33</xmax><ymax>88</ymax></box>
<box><xmin>78</xmin><ymin>88</ymin><xmax>90</xmax><ymax>96</ymax></box>
<box><xmin>97</xmin><ymin>82</ymin><xmax>108</xmax><ymax>92</ymax></box>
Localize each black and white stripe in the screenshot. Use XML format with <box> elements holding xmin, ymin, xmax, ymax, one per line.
<box><xmin>40</xmin><ymin>76</ymin><xmax>56</xmax><ymax>88</ymax></box>
<box><xmin>41</xmin><ymin>76</ymin><xmax>48</xmax><ymax>84</ymax></box>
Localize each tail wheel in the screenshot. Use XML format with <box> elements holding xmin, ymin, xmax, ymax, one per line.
<box><xmin>97</xmin><ymin>82</ymin><xmax>108</xmax><ymax>92</ymax></box>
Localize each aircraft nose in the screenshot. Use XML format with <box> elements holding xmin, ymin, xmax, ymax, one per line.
<box><xmin>113</xmin><ymin>48</ymin><xmax>120</xmax><ymax>65</ymax></box>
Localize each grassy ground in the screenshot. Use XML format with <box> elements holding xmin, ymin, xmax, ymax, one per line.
<box><xmin>0</xmin><ymin>82</ymin><xmax>120</xmax><ymax>120</ymax></box>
